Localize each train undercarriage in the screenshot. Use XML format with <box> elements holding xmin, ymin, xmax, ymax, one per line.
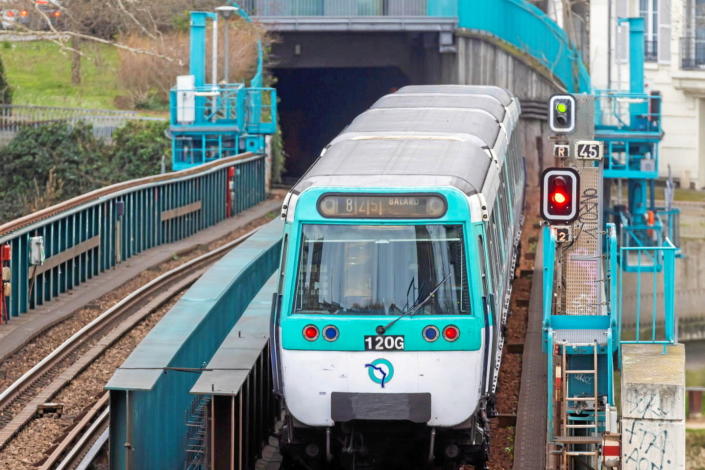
<box><xmin>279</xmin><ymin>405</ymin><xmax>492</xmax><ymax>470</ymax></box>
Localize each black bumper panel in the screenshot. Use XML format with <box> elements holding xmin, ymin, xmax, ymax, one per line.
<box><xmin>331</xmin><ymin>392</ymin><xmax>432</xmax><ymax>423</ymax></box>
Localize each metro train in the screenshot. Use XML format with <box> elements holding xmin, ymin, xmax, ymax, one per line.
<box><xmin>269</xmin><ymin>85</ymin><xmax>525</xmax><ymax>470</ymax></box>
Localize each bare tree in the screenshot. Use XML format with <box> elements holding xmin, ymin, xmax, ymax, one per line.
<box><xmin>3</xmin><ymin>0</ymin><xmax>239</xmax><ymax>84</ymax></box>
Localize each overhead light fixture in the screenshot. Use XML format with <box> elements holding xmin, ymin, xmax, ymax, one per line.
<box><xmin>215</xmin><ymin>5</ymin><xmax>238</xmax><ymax>19</ymax></box>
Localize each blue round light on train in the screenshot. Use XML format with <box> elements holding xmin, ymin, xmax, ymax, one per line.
<box><xmin>323</xmin><ymin>325</ymin><xmax>339</xmax><ymax>341</ymax></box>
<box><xmin>422</xmin><ymin>325</ymin><xmax>439</xmax><ymax>342</ymax></box>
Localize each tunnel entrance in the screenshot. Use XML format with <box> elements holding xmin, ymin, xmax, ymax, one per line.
<box><xmin>273</xmin><ymin>66</ymin><xmax>411</xmax><ymax>183</ymax></box>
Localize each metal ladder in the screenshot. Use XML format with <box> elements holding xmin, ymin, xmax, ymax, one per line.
<box><xmin>555</xmin><ymin>341</ymin><xmax>602</xmax><ymax>470</ymax></box>
<box><xmin>184</xmin><ymin>396</ymin><xmax>211</xmax><ymax>470</ymax></box>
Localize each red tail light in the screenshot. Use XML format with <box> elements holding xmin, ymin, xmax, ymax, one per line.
<box><xmin>303</xmin><ymin>325</ymin><xmax>319</xmax><ymax>341</ymax></box>
<box><xmin>443</xmin><ymin>325</ymin><xmax>460</xmax><ymax>342</ymax></box>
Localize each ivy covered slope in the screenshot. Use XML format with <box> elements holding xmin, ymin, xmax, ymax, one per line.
<box><xmin>0</xmin><ymin>120</ymin><xmax>169</xmax><ymax>224</ymax></box>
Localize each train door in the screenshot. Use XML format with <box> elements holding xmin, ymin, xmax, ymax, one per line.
<box><xmin>476</xmin><ymin>233</ymin><xmax>495</xmax><ymax>397</ymax></box>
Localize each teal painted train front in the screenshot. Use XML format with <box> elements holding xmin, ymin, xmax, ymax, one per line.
<box><xmin>280</xmin><ymin>187</ymin><xmax>487</xmax><ymax>353</ymax></box>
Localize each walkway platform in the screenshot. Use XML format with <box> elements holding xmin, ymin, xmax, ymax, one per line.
<box><xmin>512</xmin><ymin>231</ymin><xmax>547</xmax><ymax>470</ymax></box>
<box><xmin>191</xmin><ymin>274</ymin><xmax>276</xmax><ymax>397</ymax></box>
<box><xmin>0</xmin><ymin>197</ymin><xmax>282</xmax><ymax>364</ymax></box>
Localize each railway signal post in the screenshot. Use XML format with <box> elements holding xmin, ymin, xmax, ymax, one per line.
<box><xmin>542</xmin><ymin>17</ymin><xmax>685</xmax><ymax>470</ymax></box>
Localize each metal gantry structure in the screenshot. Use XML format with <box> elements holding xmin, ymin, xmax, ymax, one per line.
<box><xmin>542</xmin><ymin>17</ymin><xmax>683</xmax><ymax>470</ymax></box>
<box><xmin>170</xmin><ymin>2</ymin><xmax>277</xmax><ymax>171</ymax></box>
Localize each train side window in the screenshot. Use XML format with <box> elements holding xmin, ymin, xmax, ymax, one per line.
<box><xmin>492</xmin><ymin>199</ymin><xmax>506</xmax><ymax>266</ymax></box>
<box><xmin>512</xmin><ymin>136</ymin><xmax>522</xmax><ymax>189</ymax></box>
<box><xmin>498</xmin><ymin>180</ymin><xmax>512</xmax><ymax>259</ymax></box>
<box><xmin>477</xmin><ymin>235</ymin><xmax>489</xmax><ymax>295</ymax></box>
<box><xmin>504</xmin><ymin>156</ymin><xmax>514</xmax><ymax>203</ymax></box>
<box><xmin>278</xmin><ymin>235</ymin><xmax>288</xmax><ymax>294</ymax></box>
<box><xmin>502</xmin><ymin>164</ymin><xmax>514</xmax><ymax>214</ymax></box>
<box><xmin>487</xmin><ymin>214</ymin><xmax>499</xmax><ymax>289</ymax></box>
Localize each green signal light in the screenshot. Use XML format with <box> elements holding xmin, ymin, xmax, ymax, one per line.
<box><xmin>556</xmin><ymin>103</ymin><xmax>568</xmax><ymax>113</ymax></box>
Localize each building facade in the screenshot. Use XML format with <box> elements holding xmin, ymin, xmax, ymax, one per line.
<box><xmin>590</xmin><ymin>0</ymin><xmax>705</xmax><ymax>189</ymax></box>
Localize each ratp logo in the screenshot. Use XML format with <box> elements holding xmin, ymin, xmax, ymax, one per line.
<box><xmin>365</xmin><ymin>358</ymin><xmax>394</xmax><ymax>388</ymax></box>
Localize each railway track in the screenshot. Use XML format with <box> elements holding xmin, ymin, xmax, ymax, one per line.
<box><xmin>0</xmin><ymin>226</ymin><xmax>261</xmax><ymax>466</ymax></box>
<box><xmin>38</xmin><ymin>394</ymin><xmax>109</xmax><ymax>470</ymax></box>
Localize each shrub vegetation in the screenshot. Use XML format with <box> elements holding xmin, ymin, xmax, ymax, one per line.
<box><xmin>0</xmin><ymin>120</ymin><xmax>169</xmax><ymax>223</ymax></box>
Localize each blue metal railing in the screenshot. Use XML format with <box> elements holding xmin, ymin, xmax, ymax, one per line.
<box><xmin>169</xmin><ymin>86</ymin><xmax>276</xmax><ymax>131</ymax></box>
<box><xmin>594</xmin><ymin>90</ymin><xmax>662</xmax><ymax>179</ymax></box>
<box><xmin>243</xmin><ymin>0</ymin><xmax>429</xmax><ymax>16</ymax></box>
<box><xmin>245</xmin><ymin>88</ymin><xmax>278</xmax><ymax>135</ymax></box>
<box><xmin>594</xmin><ymin>90</ymin><xmax>662</xmax><ymax>134</ymax></box>
<box><xmin>0</xmin><ymin>153</ymin><xmax>267</xmax><ymax>320</ymax></box>
<box><xmin>618</xmin><ymin>241</ymin><xmax>678</xmax><ymax>345</ymax></box>
<box><xmin>169</xmin><ymin>85</ymin><xmax>277</xmax><ymax>169</ymax></box>
<box><xmin>457</xmin><ymin>0</ymin><xmax>590</xmax><ymax>93</ymax></box>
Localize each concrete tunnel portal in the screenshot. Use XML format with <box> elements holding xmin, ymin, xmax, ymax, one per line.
<box><xmin>273</xmin><ymin>66</ymin><xmax>411</xmax><ymax>182</ymax></box>
<box><xmin>268</xmin><ymin>28</ymin><xmax>455</xmax><ymax>182</ymax></box>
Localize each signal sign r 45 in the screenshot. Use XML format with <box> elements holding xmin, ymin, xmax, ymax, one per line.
<box><xmin>575</xmin><ymin>141</ymin><xmax>603</xmax><ymax>160</ymax></box>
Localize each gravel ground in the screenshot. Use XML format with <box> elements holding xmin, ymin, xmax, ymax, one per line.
<box><xmin>0</xmin><ymin>204</ymin><xmax>280</xmax><ymax>466</ymax></box>
<box><xmin>0</xmin><ymin>294</ymin><xmax>181</xmax><ymax>469</ymax></box>
<box><xmin>0</xmin><ymin>209</ymin><xmax>279</xmax><ymax>392</ymax></box>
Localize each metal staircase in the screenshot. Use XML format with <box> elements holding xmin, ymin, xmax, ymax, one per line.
<box><xmin>184</xmin><ymin>396</ymin><xmax>211</xmax><ymax>470</ymax></box>
<box><xmin>554</xmin><ymin>341</ymin><xmax>602</xmax><ymax>469</ymax></box>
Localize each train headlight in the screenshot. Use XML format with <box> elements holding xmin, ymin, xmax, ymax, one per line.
<box><xmin>303</xmin><ymin>325</ymin><xmax>319</xmax><ymax>341</ymax></box>
<box><xmin>443</xmin><ymin>325</ymin><xmax>460</xmax><ymax>342</ymax></box>
<box><xmin>322</xmin><ymin>325</ymin><xmax>339</xmax><ymax>342</ymax></box>
<box><xmin>422</xmin><ymin>325</ymin><xmax>439</xmax><ymax>342</ymax></box>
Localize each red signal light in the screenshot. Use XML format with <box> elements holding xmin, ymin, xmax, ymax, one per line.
<box><xmin>549</xmin><ymin>176</ymin><xmax>570</xmax><ymax>207</ymax></box>
<box><xmin>551</xmin><ymin>190</ymin><xmax>567</xmax><ymax>205</ymax></box>
<box><xmin>541</xmin><ymin>168</ymin><xmax>580</xmax><ymax>224</ymax></box>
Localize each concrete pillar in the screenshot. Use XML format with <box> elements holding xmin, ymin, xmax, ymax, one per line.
<box><xmin>265</xmin><ymin>136</ymin><xmax>272</xmax><ymax>193</ymax></box>
<box><xmin>621</xmin><ymin>343</ymin><xmax>685</xmax><ymax>469</ymax></box>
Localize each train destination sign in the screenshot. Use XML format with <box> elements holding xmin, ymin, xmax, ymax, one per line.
<box><xmin>317</xmin><ymin>194</ymin><xmax>447</xmax><ymax>219</ymax></box>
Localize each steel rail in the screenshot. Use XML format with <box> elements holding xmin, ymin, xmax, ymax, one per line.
<box><xmin>0</xmin><ymin>152</ymin><xmax>255</xmax><ymax>239</ymax></box>
<box><xmin>0</xmin><ymin>226</ymin><xmax>260</xmax><ymax>450</ymax></box>
<box><xmin>39</xmin><ymin>393</ymin><xmax>109</xmax><ymax>470</ymax></box>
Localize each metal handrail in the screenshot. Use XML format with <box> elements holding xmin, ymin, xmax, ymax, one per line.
<box><xmin>681</xmin><ymin>36</ymin><xmax>705</xmax><ymax>69</ymax></box>
<box><xmin>619</xmin><ymin>239</ymin><xmax>678</xmax><ymax>345</ymax></box>
<box><xmin>244</xmin><ymin>0</ymin><xmax>428</xmax><ymax>16</ymax></box>
<box><xmin>0</xmin><ymin>152</ymin><xmax>268</xmax><ymax>320</ymax></box>
<box><xmin>0</xmin><ymin>152</ymin><xmax>255</xmax><ymax>239</ymax></box>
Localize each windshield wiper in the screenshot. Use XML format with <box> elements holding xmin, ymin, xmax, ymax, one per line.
<box><xmin>376</xmin><ymin>273</ymin><xmax>451</xmax><ymax>335</ymax></box>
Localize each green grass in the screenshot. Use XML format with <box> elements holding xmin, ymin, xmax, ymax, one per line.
<box><xmin>688</xmin><ymin>369</ymin><xmax>705</xmax><ymax>388</ymax></box>
<box><xmin>2</xmin><ymin>40</ymin><xmax>121</xmax><ymax>109</ymax></box>
<box><xmin>658</xmin><ymin>187</ymin><xmax>705</xmax><ymax>203</ymax></box>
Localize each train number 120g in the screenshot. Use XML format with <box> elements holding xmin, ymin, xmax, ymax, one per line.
<box><xmin>364</xmin><ymin>335</ymin><xmax>405</xmax><ymax>351</ymax></box>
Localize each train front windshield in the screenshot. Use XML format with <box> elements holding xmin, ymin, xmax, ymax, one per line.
<box><xmin>293</xmin><ymin>224</ymin><xmax>470</xmax><ymax>315</ymax></box>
